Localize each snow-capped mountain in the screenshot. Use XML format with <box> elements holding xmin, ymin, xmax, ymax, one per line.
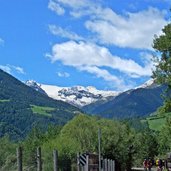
<box><xmin>25</xmin><ymin>80</ymin><xmax>119</xmax><ymax>107</ymax></box>
<box><xmin>25</xmin><ymin>80</ymin><xmax>47</xmax><ymax>95</ymax></box>
<box><xmin>26</xmin><ymin>79</ymin><xmax>164</xmax><ymax>119</ymax></box>
<box><xmin>135</xmin><ymin>79</ymin><xmax>156</xmax><ymax>89</ymax></box>
<box><xmin>82</xmin><ymin>79</ymin><xmax>165</xmax><ymax>119</ymax></box>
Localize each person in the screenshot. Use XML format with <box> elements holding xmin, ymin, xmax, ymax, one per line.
<box><xmin>143</xmin><ymin>159</ymin><xmax>148</xmax><ymax>171</ymax></box>
<box><xmin>147</xmin><ymin>159</ymin><xmax>152</xmax><ymax>171</ymax></box>
<box><xmin>156</xmin><ymin>158</ymin><xmax>163</xmax><ymax>171</ymax></box>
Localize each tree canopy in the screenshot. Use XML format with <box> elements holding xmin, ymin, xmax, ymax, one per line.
<box><xmin>153</xmin><ymin>23</ymin><xmax>171</xmax><ymax>113</ymax></box>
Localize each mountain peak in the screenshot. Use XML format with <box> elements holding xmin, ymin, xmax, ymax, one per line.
<box><xmin>25</xmin><ymin>80</ymin><xmax>40</xmax><ymax>87</ymax></box>
<box><xmin>26</xmin><ymin>81</ymin><xmax>119</xmax><ymax>107</ymax></box>
<box><xmin>135</xmin><ymin>79</ymin><xmax>156</xmax><ymax>89</ymax></box>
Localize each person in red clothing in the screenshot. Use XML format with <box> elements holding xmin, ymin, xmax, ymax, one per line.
<box><xmin>143</xmin><ymin>159</ymin><xmax>148</xmax><ymax>171</ymax></box>
<box><xmin>147</xmin><ymin>159</ymin><xmax>152</xmax><ymax>171</ymax></box>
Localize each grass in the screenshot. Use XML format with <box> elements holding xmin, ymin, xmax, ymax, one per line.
<box><xmin>31</xmin><ymin>105</ymin><xmax>55</xmax><ymax>117</ymax></box>
<box><xmin>0</xmin><ymin>99</ymin><xmax>10</xmax><ymax>102</ymax></box>
<box><xmin>147</xmin><ymin>117</ymin><xmax>166</xmax><ymax>131</ymax></box>
<box><xmin>147</xmin><ymin>112</ymin><xmax>171</xmax><ymax>131</ymax></box>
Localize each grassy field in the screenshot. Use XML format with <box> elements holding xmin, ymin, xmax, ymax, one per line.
<box><xmin>0</xmin><ymin>99</ymin><xmax>10</xmax><ymax>102</ymax></box>
<box><xmin>147</xmin><ymin>112</ymin><xmax>171</xmax><ymax>131</ymax></box>
<box><xmin>31</xmin><ymin>105</ymin><xmax>55</xmax><ymax>117</ymax></box>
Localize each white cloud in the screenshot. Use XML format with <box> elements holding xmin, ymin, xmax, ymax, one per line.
<box><xmin>85</xmin><ymin>7</ymin><xmax>167</xmax><ymax>49</ymax></box>
<box><xmin>49</xmin><ymin>25</ymin><xmax>84</xmax><ymax>41</ymax></box>
<box><xmin>48</xmin><ymin>0</ymin><xmax>65</xmax><ymax>15</ymax></box>
<box><xmin>0</xmin><ymin>65</ymin><xmax>25</xmax><ymax>74</ymax></box>
<box><xmin>57</xmin><ymin>0</ymin><xmax>92</xmax><ymax>9</ymax></box>
<box><xmin>0</xmin><ymin>65</ymin><xmax>11</xmax><ymax>74</ymax></box>
<box><xmin>79</xmin><ymin>65</ymin><xmax>130</xmax><ymax>90</ymax></box>
<box><xmin>48</xmin><ymin>0</ymin><xmax>167</xmax><ymax>50</ymax></box>
<box><xmin>46</xmin><ymin>41</ymin><xmax>153</xmax><ymax>90</ymax></box>
<box><xmin>47</xmin><ymin>41</ymin><xmax>152</xmax><ymax>77</ymax></box>
<box><xmin>57</xmin><ymin>71</ymin><xmax>70</xmax><ymax>77</ymax></box>
<box><xmin>49</xmin><ymin>0</ymin><xmax>98</xmax><ymax>17</ymax></box>
<box><xmin>12</xmin><ymin>66</ymin><xmax>25</xmax><ymax>74</ymax></box>
<box><xmin>47</xmin><ymin>0</ymin><xmax>168</xmax><ymax>89</ymax></box>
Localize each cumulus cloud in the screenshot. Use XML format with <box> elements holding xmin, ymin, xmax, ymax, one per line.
<box><xmin>57</xmin><ymin>71</ymin><xmax>70</xmax><ymax>77</ymax></box>
<box><xmin>79</xmin><ymin>65</ymin><xmax>130</xmax><ymax>90</ymax></box>
<box><xmin>47</xmin><ymin>0</ymin><xmax>168</xmax><ymax>89</ymax></box>
<box><xmin>46</xmin><ymin>41</ymin><xmax>154</xmax><ymax>90</ymax></box>
<box><xmin>48</xmin><ymin>0</ymin><xmax>167</xmax><ymax>49</ymax></box>
<box><xmin>47</xmin><ymin>41</ymin><xmax>153</xmax><ymax>76</ymax></box>
<box><xmin>0</xmin><ymin>65</ymin><xmax>25</xmax><ymax>74</ymax></box>
<box><xmin>56</xmin><ymin>0</ymin><xmax>92</xmax><ymax>9</ymax></box>
<box><xmin>48</xmin><ymin>0</ymin><xmax>65</xmax><ymax>15</ymax></box>
<box><xmin>49</xmin><ymin>25</ymin><xmax>84</xmax><ymax>41</ymax></box>
<box><xmin>85</xmin><ymin>7</ymin><xmax>167</xmax><ymax>49</ymax></box>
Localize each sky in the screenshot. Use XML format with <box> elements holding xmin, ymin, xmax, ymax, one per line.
<box><xmin>0</xmin><ymin>0</ymin><xmax>170</xmax><ymax>91</ymax></box>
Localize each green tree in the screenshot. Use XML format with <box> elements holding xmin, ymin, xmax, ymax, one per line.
<box><xmin>23</xmin><ymin>127</ymin><xmax>46</xmax><ymax>170</ymax></box>
<box><xmin>158</xmin><ymin>117</ymin><xmax>171</xmax><ymax>154</ymax></box>
<box><xmin>0</xmin><ymin>136</ymin><xmax>17</xmax><ymax>171</ymax></box>
<box><xmin>152</xmin><ymin>23</ymin><xmax>171</xmax><ymax>113</ymax></box>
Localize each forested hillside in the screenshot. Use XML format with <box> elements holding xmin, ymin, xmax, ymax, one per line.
<box><xmin>0</xmin><ymin>69</ymin><xmax>80</xmax><ymax>140</ymax></box>
<box><xmin>83</xmin><ymin>85</ymin><xmax>165</xmax><ymax>119</ymax></box>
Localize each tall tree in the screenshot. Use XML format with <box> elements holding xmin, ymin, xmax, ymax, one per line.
<box><xmin>152</xmin><ymin>23</ymin><xmax>171</xmax><ymax>112</ymax></box>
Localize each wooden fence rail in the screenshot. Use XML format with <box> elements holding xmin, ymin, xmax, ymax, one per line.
<box><xmin>16</xmin><ymin>147</ymin><xmax>115</xmax><ymax>171</ymax></box>
<box><xmin>16</xmin><ymin>147</ymin><xmax>58</xmax><ymax>171</ymax></box>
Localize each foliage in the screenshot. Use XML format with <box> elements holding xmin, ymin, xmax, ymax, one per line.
<box><xmin>152</xmin><ymin>23</ymin><xmax>171</xmax><ymax>113</ymax></box>
<box><xmin>40</xmin><ymin>114</ymin><xmax>157</xmax><ymax>171</ymax></box>
<box><xmin>0</xmin><ymin>136</ymin><xmax>17</xmax><ymax>171</ymax></box>
<box><xmin>0</xmin><ymin>69</ymin><xmax>80</xmax><ymax>140</ymax></box>
<box><xmin>0</xmin><ymin>114</ymin><xmax>170</xmax><ymax>171</ymax></box>
<box><xmin>157</xmin><ymin>118</ymin><xmax>171</xmax><ymax>155</ymax></box>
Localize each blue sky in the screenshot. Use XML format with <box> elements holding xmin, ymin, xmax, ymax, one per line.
<box><xmin>0</xmin><ymin>0</ymin><xmax>170</xmax><ymax>91</ymax></box>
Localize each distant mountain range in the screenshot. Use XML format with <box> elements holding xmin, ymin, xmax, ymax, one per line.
<box><xmin>0</xmin><ymin>68</ymin><xmax>165</xmax><ymax>140</ymax></box>
<box><xmin>25</xmin><ymin>80</ymin><xmax>119</xmax><ymax>107</ymax></box>
<box><xmin>26</xmin><ymin>79</ymin><xmax>165</xmax><ymax>119</ymax></box>
<box><xmin>0</xmin><ymin>69</ymin><xmax>80</xmax><ymax>140</ymax></box>
<box><xmin>83</xmin><ymin>82</ymin><xmax>165</xmax><ymax>119</ymax></box>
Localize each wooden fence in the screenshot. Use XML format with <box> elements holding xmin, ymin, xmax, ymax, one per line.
<box><xmin>16</xmin><ymin>146</ymin><xmax>58</xmax><ymax>171</ymax></box>
<box><xmin>16</xmin><ymin>147</ymin><xmax>115</xmax><ymax>171</ymax></box>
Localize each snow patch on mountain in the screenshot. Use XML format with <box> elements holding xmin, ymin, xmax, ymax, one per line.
<box><xmin>135</xmin><ymin>79</ymin><xmax>157</xmax><ymax>89</ymax></box>
<box><xmin>25</xmin><ymin>80</ymin><xmax>119</xmax><ymax>107</ymax></box>
<box><xmin>25</xmin><ymin>80</ymin><xmax>47</xmax><ymax>95</ymax></box>
<box><xmin>41</xmin><ymin>84</ymin><xmax>119</xmax><ymax>107</ymax></box>
<box><xmin>26</xmin><ymin>79</ymin><xmax>156</xmax><ymax>108</ymax></box>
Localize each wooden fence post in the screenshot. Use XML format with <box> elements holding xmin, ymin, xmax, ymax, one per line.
<box><xmin>111</xmin><ymin>160</ymin><xmax>114</xmax><ymax>171</ymax></box>
<box><xmin>17</xmin><ymin>147</ymin><xmax>23</xmax><ymax>171</ymax></box>
<box><xmin>85</xmin><ymin>154</ymin><xmax>89</xmax><ymax>171</ymax></box>
<box><xmin>108</xmin><ymin>159</ymin><xmax>110</xmax><ymax>171</ymax></box>
<box><xmin>77</xmin><ymin>153</ymin><xmax>80</xmax><ymax>171</ymax></box>
<box><xmin>53</xmin><ymin>149</ymin><xmax>58</xmax><ymax>171</ymax></box>
<box><xmin>37</xmin><ymin>147</ymin><xmax>42</xmax><ymax>171</ymax></box>
<box><xmin>113</xmin><ymin>160</ymin><xmax>115</xmax><ymax>171</ymax></box>
<box><xmin>104</xmin><ymin>159</ymin><xmax>107</xmax><ymax>171</ymax></box>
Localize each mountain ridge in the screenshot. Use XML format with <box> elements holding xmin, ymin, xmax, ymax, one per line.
<box><xmin>25</xmin><ymin>79</ymin><xmax>165</xmax><ymax>119</ymax></box>
<box><xmin>25</xmin><ymin>80</ymin><xmax>119</xmax><ymax>107</ymax></box>
<box><xmin>0</xmin><ymin>69</ymin><xmax>81</xmax><ymax>140</ymax></box>
<box><xmin>25</xmin><ymin>79</ymin><xmax>156</xmax><ymax>108</ymax></box>
<box><xmin>83</xmin><ymin>82</ymin><xmax>165</xmax><ymax>119</ymax></box>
